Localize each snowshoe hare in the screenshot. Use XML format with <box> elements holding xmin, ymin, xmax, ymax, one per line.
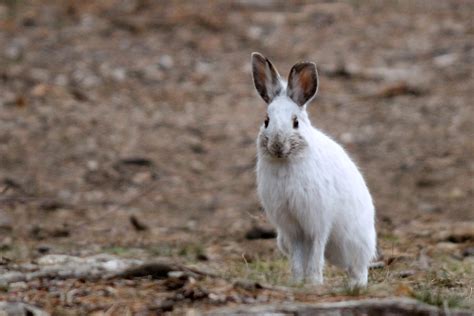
<box><xmin>251</xmin><ymin>52</ymin><xmax>376</xmax><ymax>287</ymax></box>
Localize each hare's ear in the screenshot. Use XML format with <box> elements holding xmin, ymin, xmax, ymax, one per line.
<box><xmin>251</xmin><ymin>52</ymin><xmax>283</xmax><ymax>104</ymax></box>
<box><xmin>287</xmin><ymin>62</ymin><xmax>318</xmax><ymax>107</ymax></box>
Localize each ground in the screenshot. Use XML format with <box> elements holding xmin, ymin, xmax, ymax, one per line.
<box><xmin>0</xmin><ymin>0</ymin><xmax>473</xmax><ymax>314</ymax></box>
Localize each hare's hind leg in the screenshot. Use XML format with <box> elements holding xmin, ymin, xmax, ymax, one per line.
<box><xmin>347</xmin><ymin>265</ymin><xmax>368</xmax><ymax>288</ymax></box>
<box><xmin>345</xmin><ymin>239</ymin><xmax>373</xmax><ymax>288</ymax></box>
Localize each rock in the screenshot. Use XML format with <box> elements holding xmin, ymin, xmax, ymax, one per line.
<box><xmin>19</xmin><ymin>263</ymin><xmax>37</xmax><ymax>272</ymax></box>
<box><xmin>340</xmin><ymin>132</ymin><xmax>354</xmax><ymax>144</ymax></box>
<box><xmin>37</xmin><ymin>254</ymin><xmax>80</xmax><ymax>266</ymax></box>
<box><xmin>87</xmin><ymin>160</ymin><xmax>99</xmax><ymax>171</ymax></box>
<box><xmin>0</xmin><ymin>272</ymin><xmax>24</xmax><ymax>285</ymax></box>
<box><xmin>111</xmin><ymin>68</ymin><xmax>127</xmax><ymax>81</ymax></box>
<box><xmin>4</xmin><ymin>44</ymin><xmax>23</xmax><ymax>61</ymax></box>
<box><xmin>436</xmin><ymin>224</ymin><xmax>474</xmax><ymax>243</ymax></box>
<box><xmin>142</xmin><ymin>64</ymin><xmax>164</xmax><ymax>82</ymax></box>
<box><xmin>208</xmin><ymin>292</ymin><xmax>226</xmax><ymax>303</ymax></box>
<box><xmin>462</xmin><ymin>247</ymin><xmax>474</xmax><ymax>257</ymax></box>
<box><xmin>30</xmin><ymin>68</ymin><xmax>50</xmax><ymax>82</ymax></box>
<box><xmin>152</xmin><ymin>299</ymin><xmax>174</xmax><ymax>313</ymax></box>
<box><xmin>396</xmin><ymin>270</ymin><xmax>416</xmax><ymax>278</ymax></box>
<box><xmin>185</xmin><ymin>309</ymin><xmax>200</xmax><ymax>316</ymax></box>
<box><xmin>418</xmin><ymin>202</ymin><xmax>441</xmax><ymax>213</ymax></box>
<box><xmin>9</xmin><ymin>281</ymin><xmax>28</xmax><ymax>290</ymax></box>
<box><xmin>168</xmin><ymin>271</ymin><xmax>186</xmax><ymax>278</ymax></box>
<box><xmin>365</xmin><ymin>67</ymin><xmax>425</xmax><ymax>82</ymax></box>
<box><xmin>247</xmin><ymin>26</ymin><xmax>263</xmax><ymax>40</ymax></box>
<box><xmin>30</xmin><ymin>84</ymin><xmax>48</xmax><ymax>97</ymax></box>
<box><xmin>434</xmin><ymin>53</ymin><xmax>458</xmax><ymax>67</ymax></box>
<box><xmin>235</xmin><ymin>0</ymin><xmax>279</xmax><ymax>9</ymax></box>
<box><xmin>0</xmin><ymin>214</ymin><xmax>13</xmax><ymax>233</ymax></box>
<box><xmin>0</xmin><ymin>256</ymin><xmax>11</xmax><ymax>265</ymax></box>
<box><xmin>448</xmin><ymin>187</ymin><xmax>465</xmax><ymax>199</ymax></box>
<box><xmin>233</xmin><ymin>279</ymin><xmax>263</xmax><ymax>291</ymax></box>
<box><xmin>0</xmin><ymin>302</ymin><xmax>49</xmax><ymax>316</ymax></box>
<box><xmin>436</xmin><ymin>242</ymin><xmax>460</xmax><ymax>253</ymax></box>
<box><xmin>159</xmin><ymin>55</ymin><xmax>174</xmax><ymax>69</ymax></box>
<box><xmin>0</xmin><ymin>4</ymin><xmax>7</xmax><ymax>20</ymax></box>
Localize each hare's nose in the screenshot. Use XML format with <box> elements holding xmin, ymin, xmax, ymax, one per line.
<box><xmin>270</xmin><ymin>142</ymin><xmax>284</xmax><ymax>157</ymax></box>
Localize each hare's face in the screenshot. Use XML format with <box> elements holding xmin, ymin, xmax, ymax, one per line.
<box><xmin>258</xmin><ymin>97</ymin><xmax>308</xmax><ymax>159</ymax></box>
<box><xmin>251</xmin><ymin>52</ymin><xmax>318</xmax><ymax>160</ymax></box>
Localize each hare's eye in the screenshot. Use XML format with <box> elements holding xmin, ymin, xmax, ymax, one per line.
<box><xmin>264</xmin><ymin>116</ymin><xmax>270</xmax><ymax>128</ymax></box>
<box><xmin>293</xmin><ymin>117</ymin><xmax>299</xmax><ymax>129</ymax></box>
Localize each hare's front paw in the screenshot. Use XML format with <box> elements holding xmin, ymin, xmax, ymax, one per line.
<box><xmin>347</xmin><ymin>266</ymin><xmax>368</xmax><ymax>288</ymax></box>
<box><xmin>290</xmin><ymin>242</ymin><xmax>305</xmax><ymax>283</ymax></box>
<box><xmin>306</xmin><ymin>274</ymin><xmax>324</xmax><ymax>285</ymax></box>
<box><xmin>290</xmin><ymin>259</ymin><xmax>305</xmax><ymax>284</ymax></box>
<box><xmin>291</xmin><ymin>274</ymin><xmax>304</xmax><ymax>285</ymax></box>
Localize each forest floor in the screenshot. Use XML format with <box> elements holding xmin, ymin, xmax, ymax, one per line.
<box><xmin>0</xmin><ymin>1</ymin><xmax>473</xmax><ymax>315</ymax></box>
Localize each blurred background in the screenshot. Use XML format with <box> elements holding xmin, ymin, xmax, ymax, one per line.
<box><xmin>0</xmin><ymin>0</ymin><xmax>472</xmax><ymax>313</ymax></box>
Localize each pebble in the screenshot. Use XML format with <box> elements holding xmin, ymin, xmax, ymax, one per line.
<box><xmin>435</xmin><ymin>242</ymin><xmax>459</xmax><ymax>252</ymax></box>
<box><xmin>87</xmin><ymin>160</ymin><xmax>99</xmax><ymax>171</ymax></box>
<box><xmin>168</xmin><ymin>271</ymin><xmax>186</xmax><ymax>278</ymax></box>
<box><xmin>159</xmin><ymin>55</ymin><xmax>174</xmax><ymax>69</ymax></box>
<box><xmin>448</xmin><ymin>187</ymin><xmax>465</xmax><ymax>199</ymax></box>
<box><xmin>462</xmin><ymin>247</ymin><xmax>474</xmax><ymax>257</ymax></box>
<box><xmin>0</xmin><ymin>4</ymin><xmax>7</xmax><ymax>20</ymax></box>
<box><xmin>397</xmin><ymin>270</ymin><xmax>415</xmax><ymax>278</ymax></box>
<box><xmin>37</xmin><ymin>254</ymin><xmax>79</xmax><ymax>265</ymax></box>
<box><xmin>434</xmin><ymin>53</ymin><xmax>458</xmax><ymax>67</ymax></box>
<box><xmin>4</xmin><ymin>45</ymin><xmax>22</xmax><ymax>60</ymax></box>
<box><xmin>0</xmin><ymin>271</ymin><xmax>24</xmax><ymax>285</ymax></box>
<box><xmin>0</xmin><ymin>215</ymin><xmax>12</xmax><ymax>233</ymax></box>
<box><xmin>209</xmin><ymin>293</ymin><xmax>227</xmax><ymax>303</ymax></box>
<box><xmin>110</xmin><ymin>68</ymin><xmax>127</xmax><ymax>82</ymax></box>
<box><xmin>340</xmin><ymin>132</ymin><xmax>354</xmax><ymax>144</ymax></box>
<box><xmin>418</xmin><ymin>202</ymin><xmax>441</xmax><ymax>213</ymax></box>
<box><xmin>9</xmin><ymin>281</ymin><xmax>28</xmax><ymax>290</ymax></box>
<box><xmin>247</xmin><ymin>26</ymin><xmax>263</xmax><ymax>40</ymax></box>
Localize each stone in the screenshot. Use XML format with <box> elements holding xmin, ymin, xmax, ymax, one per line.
<box><xmin>0</xmin><ymin>302</ymin><xmax>49</xmax><ymax>316</ymax></box>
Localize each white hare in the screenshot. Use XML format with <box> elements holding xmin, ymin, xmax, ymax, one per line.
<box><xmin>252</xmin><ymin>52</ymin><xmax>376</xmax><ymax>287</ymax></box>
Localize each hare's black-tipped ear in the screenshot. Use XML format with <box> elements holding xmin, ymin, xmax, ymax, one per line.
<box><xmin>251</xmin><ymin>52</ymin><xmax>283</xmax><ymax>104</ymax></box>
<box><xmin>287</xmin><ymin>62</ymin><xmax>318</xmax><ymax>107</ymax></box>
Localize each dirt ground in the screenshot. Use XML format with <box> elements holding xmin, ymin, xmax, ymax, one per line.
<box><xmin>0</xmin><ymin>0</ymin><xmax>473</xmax><ymax>314</ymax></box>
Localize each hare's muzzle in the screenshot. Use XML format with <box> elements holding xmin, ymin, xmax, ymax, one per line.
<box><xmin>258</xmin><ymin>133</ymin><xmax>293</xmax><ymax>159</ymax></box>
<box><xmin>268</xmin><ymin>136</ymin><xmax>289</xmax><ymax>158</ymax></box>
<box><xmin>270</xmin><ymin>143</ymin><xmax>284</xmax><ymax>158</ymax></box>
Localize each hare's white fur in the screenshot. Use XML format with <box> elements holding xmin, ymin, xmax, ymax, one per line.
<box><xmin>253</xmin><ymin>54</ymin><xmax>376</xmax><ymax>287</ymax></box>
